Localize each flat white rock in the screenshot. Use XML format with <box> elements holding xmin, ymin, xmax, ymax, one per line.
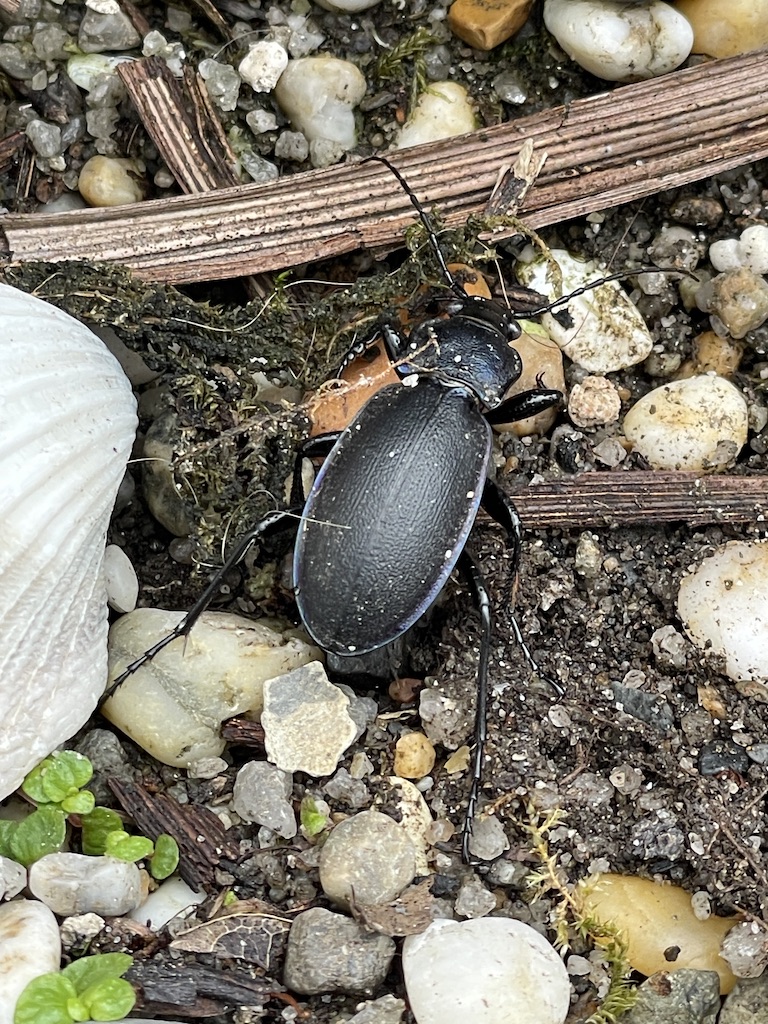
<box><xmin>104</xmin><ymin>543</ymin><xmax>139</xmax><ymax>613</ymax></box>
<box><xmin>28</xmin><ymin>852</ymin><xmax>145</xmax><ymax>917</ymax></box>
<box><xmin>544</xmin><ymin>0</ymin><xmax>693</xmax><ymax>82</ymax></box>
<box><xmin>402</xmin><ymin>918</ymin><xmax>571</xmax><ymax>1024</ymax></box>
<box><xmin>105</xmin><ymin>609</ymin><xmax>321</xmax><ymax>766</ymax></box>
<box><xmin>0</xmin><ymin>284</ymin><xmax>137</xmax><ymax>800</ymax></box>
<box><xmin>129</xmin><ymin>876</ymin><xmax>206</xmax><ymax>930</ymax></box>
<box><xmin>678</xmin><ymin>541</ymin><xmax>768</xmax><ymax>683</ymax></box>
<box><xmin>623</xmin><ymin>375</ymin><xmax>747</xmax><ymax>472</ymax></box>
<box><xmin>274</xmin><ymin>56</ymin><xmax>366</xmax><ymax>150</ymax></box>
<box><xmin>516</xmin><ymin>249</ymin><xmax>653</xmax><ymax>372</ymax></box>
<box><xmin>0</xmin><ymin>899</ymin><xmax>61</xmax><ymax>1024</ymax></box>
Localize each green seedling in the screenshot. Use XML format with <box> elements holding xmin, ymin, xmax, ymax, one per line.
<box><xmin>14</xmin><ymin>952</ymin><xmax>135</xmax><ymax>1024</ymax></box>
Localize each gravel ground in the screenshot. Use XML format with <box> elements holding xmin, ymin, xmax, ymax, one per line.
<box><xmin>2</xmin><ymin>1</ymin><xmax>768</xmax><ymax>1021</ymax></box>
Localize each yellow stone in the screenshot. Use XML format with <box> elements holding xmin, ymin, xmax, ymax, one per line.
<box><xmin>394</xmin><ymin>732</ymin><xmax>436</xmax><ymax>779</ymax></box>
<box><xmin>448</xmin><ymin>0</ymin><xmax>534</xmax><ymax>51</ymax></box>
<box><xmin>492</xmin><ymin>324</ymin><xmax>565</xmax><ymax>437</ymax></box>
<box><xmin>675</xmin><ymin>0</ymin><xmax>768</xmax><ymax>58</ymax></box>
<box><xmin>579</xmin><ymin>873</ymin><xmax>739</xmax><ymax>993</ymax></box>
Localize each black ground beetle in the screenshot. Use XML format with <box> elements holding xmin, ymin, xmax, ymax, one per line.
<box><xmin>109</xmin><ymin>156</ymin><xmax>629</xmax><ymax>860</ymax></box>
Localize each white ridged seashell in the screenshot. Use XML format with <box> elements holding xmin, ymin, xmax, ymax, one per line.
<box><xmin>0</xmin><ymin>283</ymin><xmax>137</xmax><ymax>799</ymax></box>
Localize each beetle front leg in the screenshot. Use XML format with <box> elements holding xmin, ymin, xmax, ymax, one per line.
<box><xmin>485</xmin><ymin>386</ymin><xmax>562</xmax><ymax>426</ymax></box>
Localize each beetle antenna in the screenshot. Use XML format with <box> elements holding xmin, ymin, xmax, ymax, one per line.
<box><xmin>365</xmin><ymin>155</ymin><xmax>467</xmax><ymax>300</ymax></box>
<box><xmin>524</xmin><ymin>265</ymin><xmax>683</xmax><ymax>316</ymax></box>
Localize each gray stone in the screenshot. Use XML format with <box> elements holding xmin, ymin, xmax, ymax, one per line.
<box><xmin>25</xmin><ymin>118</ymin><xmax>61</xmax><ymax>158</ymax></box>
<box><xmin>232</xmin><ymin>760</ymin><xmax>296</xmax><ymax>838</ymax></box>
<box><xmin>467</xmin><ymin>814</ymin><xmax>508</xmax><ymax>861</ymax></box>
<box><xmin>623</xmin><ymin>970</ymin><xmax>720</xmax><ymax>1024</ymax></box>
<box><xmin>142</xmin><ymin>411</ymin><xmax>194</xmax><ymax>536</ymax></box>
<box><xmin>720</xmin><ymin>972</ymin><xmax>768</xmax><ymax>1024</ymax></box>
<box><xmin>319</xmin><ymin>809</ymin><xmax>416</xmax><ymax>910</ymax></box>
<box><xmin>283</xmin><ymin>907</ymin><xmax>395</xmax><ymax>995</ymax></box>
<box><xmin>720</xmin><ymin>921</ymin><xmax>768</xmax><ymax>978</ymax></box>
<box><xmin>78</xmin><ymin>10</ymin><xmax>141</xmax><ymax>52</ymax></box>
<box><xmin>348</xmin><ymin>994</ymin><xmax>406</xmax><ymax>1024</ymax></box>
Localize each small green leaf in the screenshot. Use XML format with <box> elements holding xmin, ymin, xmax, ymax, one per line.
<box><xmin>62</xmin><ymin>952</ymin><xmax>133</xmax><ymax>994</ymax></box>
<box><xmin>0</xmin><ymin>819</ymin><xmax>17</xmax><ymax>859</ymax></box>
<box><xmin>80</xmin><ymin>807</ymin><xmax>123</xmax><ymax>856</ymax></box>
<box><xmin>61</xmin><ymin>791</ymin><xmax>95</xmax><ymax>816</ymax></box>
<box><xmin>81</xmin><ymin>978</ymin><xmax>136</xmax><ymax>1021</ymax></box>
<box><xmin>65</xmin><ymin>997</ymin><xmax>89</xmax><ymax>1022</ymax></box>
<box><xmin>149</xmin><ymin>834</ymin><xmax>179</xmax><ymax>880</ymax></box>
<box><xmin>23</xmin><ymin>751</ymin><xmax>92</xmax><ymax>805</ymax></box>
<box><xmin>13</xmin><ymin>973</ymin><xmax>76</xmax><ymax>1024</ymax></box>
<box><xmin>105</xmin><ymin>832</ymin><xmax>154</xmax><ymax>862</ymax></box>
<box><xmin>300</xmin><ymin>796</ymin><xmax>328</xmax><ymax>837</ymax></box>
<box><xmin>9</xmin><ymin>806</ymin><xmax>66</xmax><ymax>866</ymax></box>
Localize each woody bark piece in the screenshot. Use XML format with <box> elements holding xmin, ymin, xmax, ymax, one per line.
<box><xmin>3</xmin><ymin>48</ymin><xmax>768</xmax><ymax>283</ymax></box>
<box><xmin>506</xmin><ymin>472</ymin><xmax>768</xmax><ymax>530</ymax></box>
<box><xmin>117</xmin><ymin>57</ymin><xmax>240</xmax><ymax>193</ymax></box>
<box><xmin>108</xmin><ymin>776</ymin><xmax>240</xmax><ymax>891</ymax></box>
<box><xmin>0</xmin><ymin>0</ymin><xmax>21</xmax><ymax>14</ymax></box>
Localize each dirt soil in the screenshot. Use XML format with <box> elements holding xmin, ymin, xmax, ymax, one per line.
<box><xmin>2</xmin><ymin>1</ymin><xmax>768</xmax><ymax>1021</ymax></box>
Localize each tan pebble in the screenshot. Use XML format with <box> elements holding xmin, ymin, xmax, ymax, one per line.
<box><xmin>495</xmin><ymin>325</ymin><xmax>564</xmax><ymax>436</ymax></box>
<box><xmin>678</xmin><ymin>331</ymin><xmax>744</xmax><ymax>379</ymax></box>
<box><xmin>78</xmin><ymin>155</ymin><xmax>147</xmax><ymax>207</ymax></box>
<box><xmin>579</xmin><ymin>873</ymin><xmax>738</xmax><ymax>993</ymax></box>
<box><xmin>389</xmin><ymin>677</ymin><xmax>423</xmax><ymax>703</ymax></box>
<box><xmin>444</xmin><ymin>745</ymin><xmax>471</xmax><ymax>773</ymax></box>
<box><xmin>708</xmin><ymin>267</ymin><xmax>768</xmax><ymax>339</ymax></box>
<box><xmin>568</xmin><ymin>375</ymin><xmax>621</xmax><ymax>429</ymax></box>
<box><xmin>675</xmin><ymin>0</ymin><xmax>768</xmax><ymax>58</ymax></box>
<box><xmin>448</xmin><ymin>0</ymin><xmax>533</xmax><ymax>50</ymax></box>
<box><xmin>394</xmin><ymin>732</ymin><xmax>436</xmax><ymax>779</ymax></box>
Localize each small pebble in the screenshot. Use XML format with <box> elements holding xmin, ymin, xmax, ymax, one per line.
<box><xmin>67</xmin><ymin>53</ymin><xmax>131</xmax><ymax>91</ymax></box>
<box><xmin>448</xmin><ymin>0</ymin><xmax>533</xmax><ymax>51</ymax></box>
<box><xmin>0</xmin><ymin>856</ymin><xmax>26</xmax><ymax>899</ymax></box>
<box><xmin>677</xmin><ymin>541</ymin><xmax>768</xmax><ymax>684</ymax></box>
<box><xmin>238</xmin><ymin>41</ymin><xmax>288</xmax><ymax>93</ymax></box>
<box><xmin>675</xmin><ymin>0</ymin><xmax>768</xmax><ymax>58</ymax></box>
<box><xmin>78</xmin><ymin>9</ymin><xmax>141</xmax><ymax>51</ymax></box>
<box><xmin>262</xmin><ymin>661</ymin><xmax>357</xmax><ymax>776</ymax></box>
<box><xmin>28</xmin><ymin>853</ymin><xmax>146</xmax><ymax>917</ymax></box>
<box><xmin>419</xmin><ymin>687</ymin><xmax>471</xmax><ymax>749</ymax></box>
<box><xmin>384</xmin><ymin>777</ymin><xmax>433</xmax><ymax>876</ymax></box>
<box><xmin>516</xmin><ymin>249</ymin><xmax>653</xmax><ymax>372</ymax></box>
<box><xmin>319</xmin><ymin>809</ymin><xmax>416</xmax><ymax>909</ymax></box>
<box><xmin>0</xmin><ymin>898</ymin><xmax>60</xmax><ymax>1024</ymax></box>
<box><xmin>129</xmin><ymin>876</ymin><xmax>206</xmax><ymax>931</ymax></box>
<box><xmin>703</xmin><ymin>268</ymin><xmax>768</xmax><ymax>338</ymax></box>
<box><xmin>720</xmin><ymin>921</ymin><xmax>768</xmax><ymax>979</ymax></box>
<box><xmin>105</xmin><ymin>609</ymin><xmax>320</xmax><ymax>766</ymax></box>
<box><xmin>25</xmin><ymin>119</ymin><xmax>61</xmax><ymax>159</ymax></box>
<box><xmin>104</xmin><ymin>543</ymin><xmax>138</xmax><ymax>613</ymax></box>
<box><xmin>710</xmin><ymin>225</ymin><xmax>768</xmax><ymax>275</ymax></box>
<box><xmin>283</xmin><ymin>907</ymin><xmax>395</xmax><ymax>995</ymax></box>
<box><xmin>392</xmin><ymin>81</ymin><xmax>476</xmax><ymax>149</ymax></box>
<box><xmin>274</xmin><ymin>129</ymin><xmax>309</xmax><ymax>162</ymax></box>
<box><xmin>468</xmin><ymin>814</ymin><xmax>509</xmax><ymax>861</ymax></box>
<box><xmin>78</xmin><ymin>155</ymin><xmax>146</xmax><ymax>206</ymax></box>
<box><xmin>246</xmin><ymin>108</ymin><xmax>278</xmax><ymax>134</ymax></box>
<box><xmin>402</xmin><ymin>918</ymin><xmax>571</xmax><ymax>1024</ymax></box>
<box><xmin>568</xmin><ymin>375</ymin><xmax>621</xmax><ymax>428</ymax></box>
<box><xmin>677</xmin><ymin>331</ymin><xmax>743</xmax><ymax>379</ymax></box>
<box><xmin>314</xmin><ymin>0</ymin><xmax>382</xmax><ymax>10</ymax></box>
<box><xmin>198</xmin><ymin>58</ymin><xmax>240</xmax><ymax>111</ymax></box>
<box><xmin>579</xmin><ymin>874</ymin><xmax>738</xmax><ymax>993</ymax></box>
<box><xmin>622</xmin><ymin>375</ymin><xmax>747</xmax><ymax>472</ymax></box>
<box><xmin>232</xmin><ymin>760</ymin><xmax>297</xmax><ymax>838</ymax></box>
<box><xmin>275</xmin><ymin>56</ymin><xmax>366</xmax><ymax>151</ymax></box>
<box><xmin>455</xmin><ymin>875</ymin><xmax>496</xmax><ymax>918</ymax></box>
<box><xmin>623</xmin><ymin>969</ymin><xmax>721</xmax><ymax>1024</ymax></box>
<box><xmin>347</xmin><ymin>995</ymin><xmax>407</xmax><ymax>1024</ymax></box>
<box><xmin>543</xmin><ymin>0</ymin><xmax>692</xmax><ymax>81</ymax></box>
<box><xmin>394</xmin><ymin>732</ymin><xmax>436</xmax><ymax>779</ymax></box>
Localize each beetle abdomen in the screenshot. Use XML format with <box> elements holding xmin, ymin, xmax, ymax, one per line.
<box><xmin>294</xmin><ymin>378</ymin><xmax>491</xmax><ymax>656</ymax></box>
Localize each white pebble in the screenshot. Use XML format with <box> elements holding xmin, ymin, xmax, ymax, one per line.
<box><xmin>78</xmin><ymin>155</ymin><xmax>146</xmax><ymax>206</ymax></box>
<box><xmin>104</xmin><ymin>609</ymin><xmax>321</xmax><ymax>767</ymax></box>
<box><xmin>710</xmin><ymin>225</ymin><xmax>768</xmax><ymax>276</ymax></box>
<box><xmin>544</xmin><ymin>0</ymin><xmax>693</xmax><ymax>82</ymax></box>
<box><xmin>238</xmin><ymin>41</ymin><xmax>288</xmax><ymax>93</ymax></box>
<box><xmin>275</xmin><ymin>56</ymin><xmax>366</xmax><ymax>151</ymax></box>
<box><xmin>678</xmin><ymin>541</ymin><xmax>768</xmax><ymax>683</ymax></box>
<box><xmin>516</xmin><ymin>249</ymin><xmax>653</xmax><ymax>372</ymax></box>
<box><xmin>623</xmin><ymin>375</ymin><xmax>747</xmax><ymax>472</ymax></box>
<box><xmin>0</xmin><ymin>899</ymin><xmax>60</xmax><ymax>1024</ymax></box>
<box><xmin>314</xmin><ymin>0</ymin><xmax>381</xmax><ymax>11</ymax></box>
<box><xmin>67</xmin><ymin>53</ymin><xmax>131</xmax><ymax>91</ymax></box>
<box><xmin>402</xmin><ymin>918</ymin><xmax>571</xmax><ymax>1024</ymax></box>
<box><xmin>0</xmin><ymin>856</ymin><xmax>26</xmax><ymax>900</ymax></box>
<box><xmin>568</xmin><ymin>375</ymin><xmax>621</xmax><ymax>428</ymax></box>
<box><xmin>129</xmin><ymin>876</ymin><xmax>206</xmax><ymax>930</ymax></box>
<box><xmin>104</xmin><ymin>544</ymin><xmax>138</xmax><ymax>613</ymax></box>
<box><xmin>29</xmin><ymin>853</ymin><xmax>146</xmax><ymax>917</ymax></box>
<box><xmin>392</xmin><ymin>81</ymin><xmax>476</xmax><ymax>149</ymax></box>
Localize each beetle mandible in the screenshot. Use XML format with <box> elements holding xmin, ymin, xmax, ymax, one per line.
<box><xmin>109</xmin><ymin>156</ymin><xmax>606</xmax><ymax>860</ymax></box>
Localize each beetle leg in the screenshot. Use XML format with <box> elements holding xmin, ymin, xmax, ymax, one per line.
<box><xmin>485</xmin><ymin>387</ymin><xmax>562</xmax><ymax>425</ymax></box>
<box><xmin>481</xmin><ymin>479</ymin><xmax>565</xmax><ymax>698</ymax></box>
<box><xmin>456</xmin><ymin>550</ymin><xmax>491</xmax><ymax>864</ymax></box>
<box><xmin>102</xmin><ymin>507</ymin><xmax>301</xmax><ymax>704</ymax></box>
<box><xmin>290</xmin><ymin>433</ymin><xmax>341</xmax><ymax>504</ymax></box>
